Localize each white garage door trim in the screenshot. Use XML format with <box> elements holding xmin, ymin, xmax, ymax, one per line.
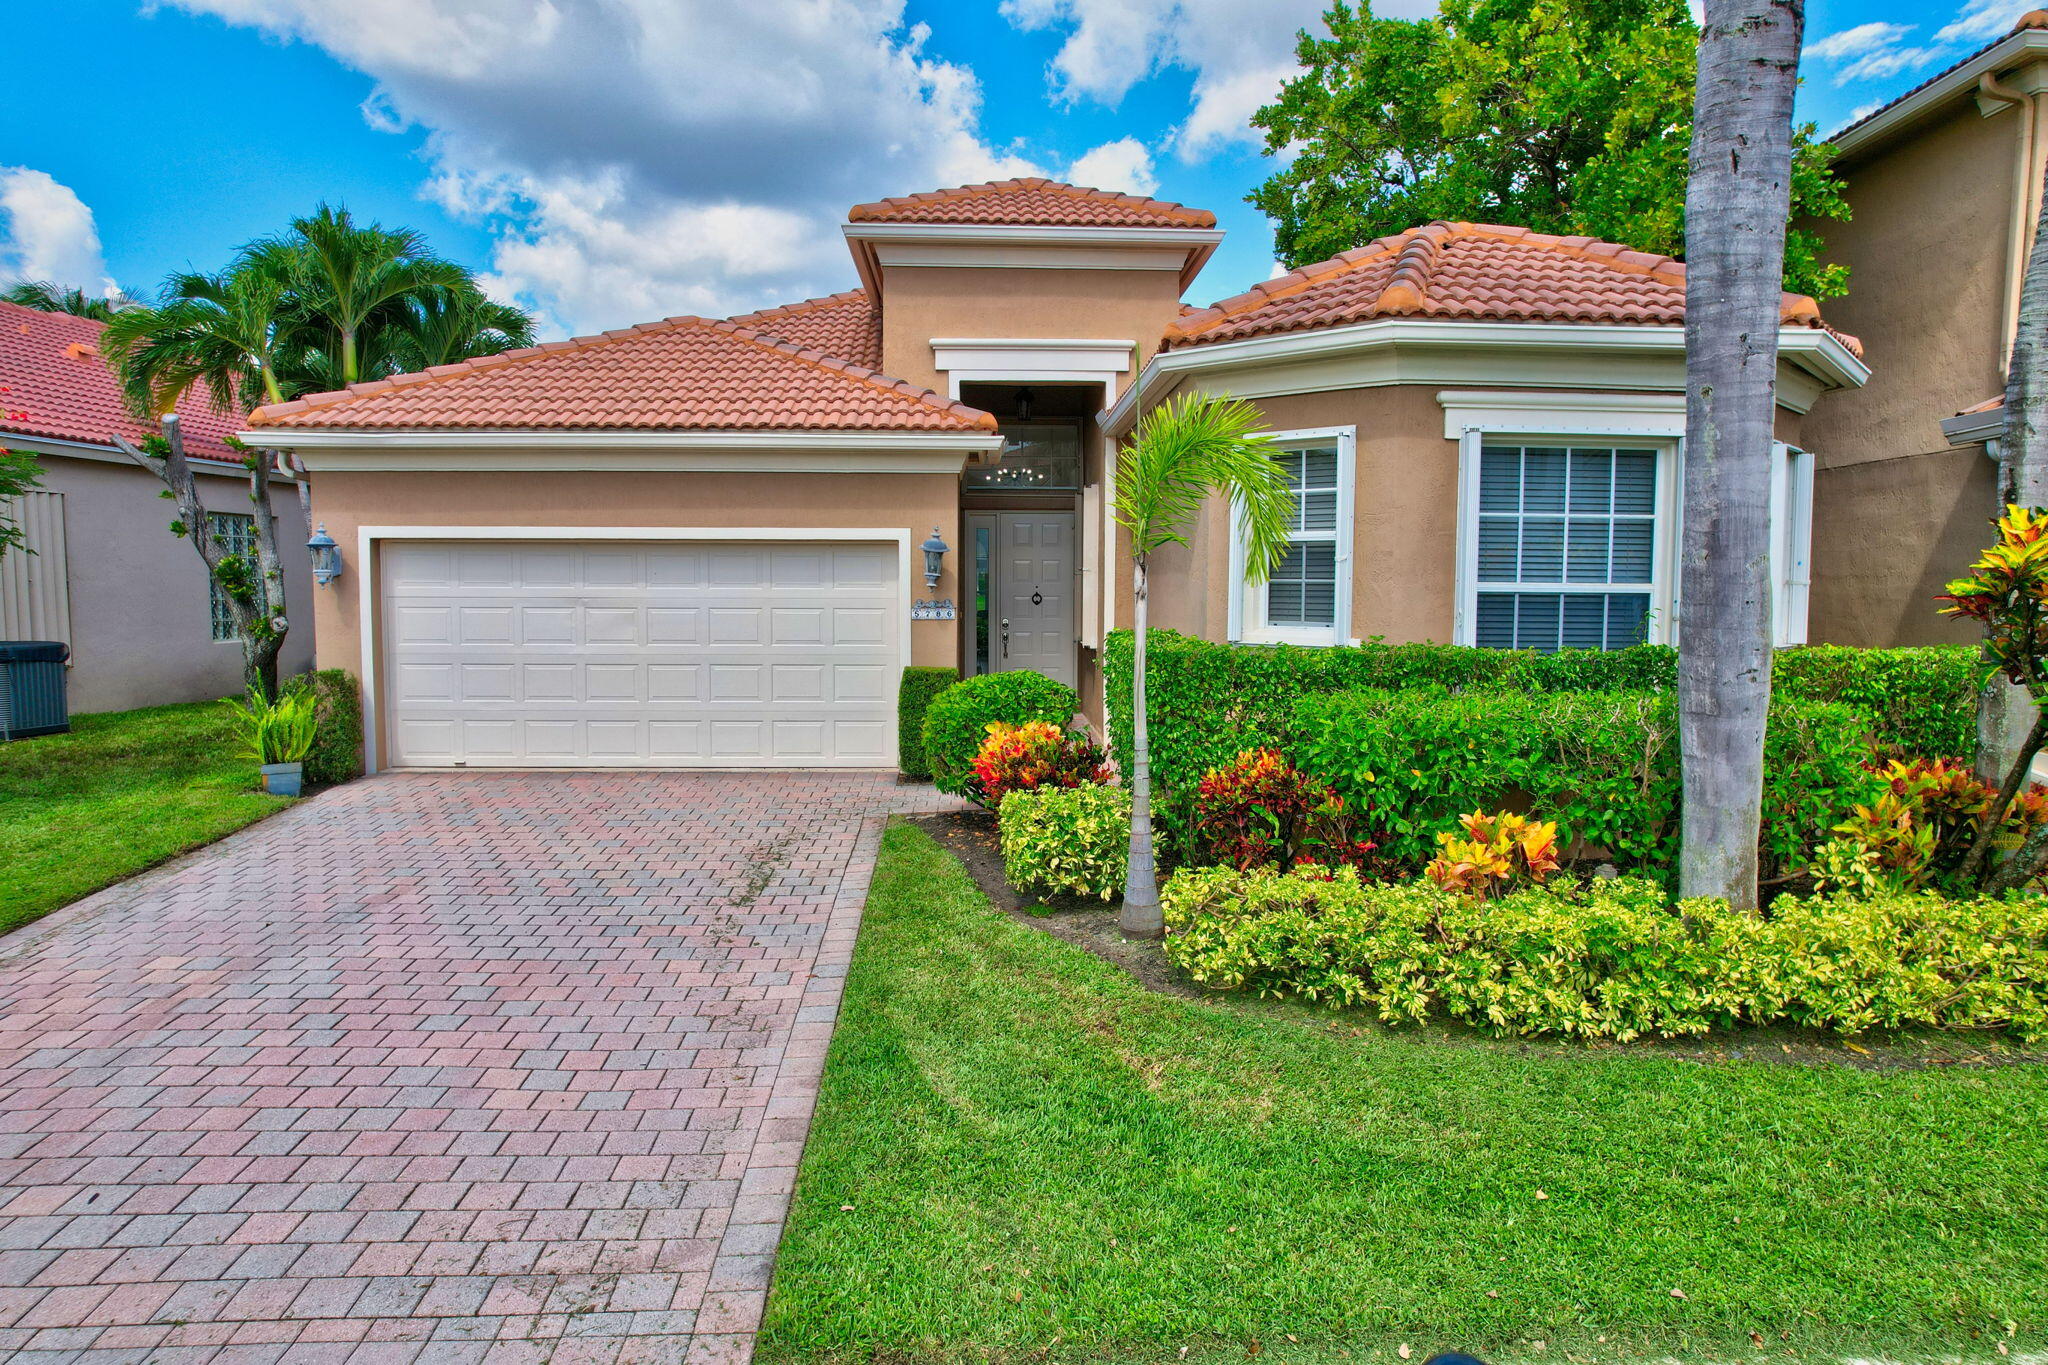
<box><xmin>357</xmin><ymin>525</ymin><xmax>912</xmax><ymax>773</ymax></box>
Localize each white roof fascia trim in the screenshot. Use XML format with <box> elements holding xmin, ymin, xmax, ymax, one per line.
<box><xmin>2</xmin><ymin>431</ymin><xmax>287</xmax><ymax>478</ymax></box>
<box><xmin>1101</xmin><ymin>321</ymin><xmax>1867</xmax><ymax>435</ymax></box>
<box><xmin>242</xmin><ymin>428</ymin><xmax>1003</xmax><ymax>453</ymax></box>
<box><xmin>1942</xmin><ymin>409</ymin><xmax>2006</xmax><ymax>446</ymax></box>
<box><xmin>1831</xmin><ymin>30</ymin><xmax>2048</xmax><ymax>156</ymax></box>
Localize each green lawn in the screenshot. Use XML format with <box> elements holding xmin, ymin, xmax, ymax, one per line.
<box><xmin>0</xmin><ymin>699</ymin><xmax>293</xmax><ymax>935</ymax></box>
<box><xmin>760</xmin><ymin>821</ymin><xmax>2048</xmax><ymax>1365</ymax></box>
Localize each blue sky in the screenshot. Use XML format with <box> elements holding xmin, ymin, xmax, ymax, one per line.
<box><xmin>0</xmin><ymin>0</ymin><xmax>2019</xmax><ymax>339</ymax></box>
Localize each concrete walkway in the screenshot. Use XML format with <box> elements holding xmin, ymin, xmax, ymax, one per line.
<box><xmin>0</xmin><ymin>771</ymin><xmax>959</xmax><ymax>1363</ymax></box>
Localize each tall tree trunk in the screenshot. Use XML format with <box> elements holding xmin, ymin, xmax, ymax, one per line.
<box><xmin>1980</xmin><ymin>147</ymin><xmax>2048</xmax><ymax>784</ymax></box>
<box><xmin>1119</xmin><ymin>558</ymin><xmax>1163</xmax><ymax>938</ymax></box>
<box><xmin>1677</xmin><ymin>0</ymin><xmax>1805</xmax><ymax>910</ymax></box>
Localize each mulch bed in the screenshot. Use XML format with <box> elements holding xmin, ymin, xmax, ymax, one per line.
<box><xmin>904</xmin><ymin>809</ymin><xmax>2041</xmax><ymax>1072</ymax></box>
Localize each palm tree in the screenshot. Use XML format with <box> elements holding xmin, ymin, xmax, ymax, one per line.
<box><xmin>1676</xmin><ymin>0</ymin><xmax>1807</xmax><ymax>908</ymax></box>
<box><xmin>1</xmin><ymin>280</ymin><xmax>131</xmax><ymax>320</ymax></box>
<box><xmin>99</xmin><ymin>264</ymin><xmax>295</xmax><ymax>416</ymax></box>
<box><xmin>1114</xmin><ymin>394</ymin><xmax>1296</xmax><ymax>936</ymax></box>
<box><xmin>280</xmin><ymin>205</ymin><xmax>469</xmax><ymax>386</ymax></box>
<box><xmin>388</xmin><ymin>282</ymin><xmax>537</xmax><ymax>372</ymax></box>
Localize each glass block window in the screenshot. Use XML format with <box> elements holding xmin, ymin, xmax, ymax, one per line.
<box><xmin>1264</xmin><ymin>444</ymin><xmax>1341</xmax><ymax>628</ymax></box>
<box><xmin>1473</xmin><ymin>444</ymin><xmax>1659</xmax><ymax>651</ymax></box>
<box><xmin>206</xmin><ymin>511</ymin><xmax>256</xmax><ymax>642</ymax></box>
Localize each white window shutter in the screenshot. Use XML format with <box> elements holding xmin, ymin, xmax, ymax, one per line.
<box><xmin>1768</xmin><ymin>443</ymin><xmax>1814</xmax><ymax>647</ymax></box>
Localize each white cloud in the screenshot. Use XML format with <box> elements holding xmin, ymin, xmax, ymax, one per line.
<box><xmin>0</xmin><ymin>167</ymin><xmax>112</xmax><ymax>292</ymax></box>
<box><xmin>1067</xmin><ymin>137</ymin><xmax>1158</xmax><ymax>195</ymax></box>
<box><xmin>1001</xmin><ymin>0</ymin><xmax>1436</xmax><ymax>162</ymax></box>
<box><xmin>1804</xmin><ymin>22</ymin><xmax>1911</xmax><ymax>60</ymax></box>
<box><xmin>1802</xmin><ymin>20</ymin><xmax>1949</xmax><ymax>86</ymax></box>
<box><xmin>152</xmin><ymin>0</ymin><xmax>1046</xmax><ymax>335</ymax></box>
<box><xmin>1937</xmin><ymin>0</ymin><xmax>2038</xmax><ymax>44</ymax></box>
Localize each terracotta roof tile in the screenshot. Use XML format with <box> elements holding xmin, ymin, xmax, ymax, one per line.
<box><xmin>0</xmin><ymin>301</ymin><xmax>245</xmax><ymax>460</ymax></box>
<box><xmin>248</xmin><ymin>316</ymin><xmax>995</xmax><ymax>433</ymax></box>
<box><xmin>1163</xmin><ymin>221</ymin><xmax>1859</xmax><ymax>354</ymax></box>
<box><xmin>848</xmin><ymin>177</ymin><xmax>1215</xmax><ymax>229</ymax></box>
<box><xmin>1960</xmin><ymin>395</ymin><xmax>2005</xmax><ymax>416</ymax></box>
<box><xmin>726</xmin><ymin>289</ymin><xmax>880</xmax><ymax>368</ymax></box>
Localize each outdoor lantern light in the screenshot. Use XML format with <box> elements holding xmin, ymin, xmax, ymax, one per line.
<box><xmin>920</xmin><ymin>526</ymin><xmax>949</xmax><ymax>588</ymax></box>
<box><xmin>307</xmin><ymin>524</ymin><xmax>343</xmax><ymax>587</ymax></box>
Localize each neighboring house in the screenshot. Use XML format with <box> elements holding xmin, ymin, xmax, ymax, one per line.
<box><xmin>1803</xmin><ymin>12</ymin><xmax>2048</xmax><ymax>646</ymax></box>
<box><xmin>0</xmin><ymin>301</ymin><xmax>314</xmax><ymax>713</ymax></box>
<box><xmin>242</xmin><ymin>178</ymin><xmax>1866</xmax><ymax>773</ymax></box>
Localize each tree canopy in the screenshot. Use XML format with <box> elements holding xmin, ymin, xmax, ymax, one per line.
<box><xmin>1249</xmin><ymin>0</ymin><xmax>1850</xmax><ymax>300</ymax></box>
<box><xmin>0</xmin><ymin>281</ymin><xmax>132</xmax><ymax>320</ymax></box>
<box><xmin>100</xmin><ymin>205</ymin><xmax>535</xmax><ymax>419</ymax></box>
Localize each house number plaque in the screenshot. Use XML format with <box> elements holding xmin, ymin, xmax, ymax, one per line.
<box><xmin>911</xmin><ymin>598</ymin><xmax>957</xmax><ymax>621</ymax></box>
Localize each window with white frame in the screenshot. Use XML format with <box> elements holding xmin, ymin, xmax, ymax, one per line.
<box><xmin>206</xmin><ymin>511</ymin><xmax>256</xmax><ymax>641</ymax></box>
<box><xmin>1234</xmin><ymin>428</ymin><xmax>1353</xmax><ymax>646</ymax></box>
<box><xmin>1470</xmin><ymin>443</ymin><xmax>1662</xmax><ymax>652</ymax></box>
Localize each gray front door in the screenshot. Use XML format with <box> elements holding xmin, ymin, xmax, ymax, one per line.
<box><xmin>975</xmin><ymin>511</ymin><xmax>1076</xmax><ymax>688</ymax></box>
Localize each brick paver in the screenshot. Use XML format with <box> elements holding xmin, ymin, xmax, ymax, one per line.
<box><xmin>0</xmin><ymin>771</ymin><xmax>960</xmax><ymax>1363</ymax></box>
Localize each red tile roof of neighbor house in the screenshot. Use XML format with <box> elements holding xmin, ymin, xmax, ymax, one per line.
<box><xmin>847</xmin><ymin>177</ymin><xmax>1217</xmax><ymax>229</ymax></box>
<box><xmin>247</xmin><ymin>315</ymin><xmax>996</xmax><ymax>433</ymax></box>
<box><xmin>0</xmin><ymin>300</ymin><xmax>246</xmax><ymax>461</ymax></box>
<box><xmin>1163</xmin><ymin>221</ymin><xmax>1858</xmax><ymax>353</ymax></box>
<box><xmin>727</xmin><ymin>290</ymin><xmax>881</xmax><ymax>369</ymax></box>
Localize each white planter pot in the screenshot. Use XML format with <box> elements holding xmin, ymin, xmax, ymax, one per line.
<box><xmin>259</xmin><ymin>761</ymin><xmax>304</xmax><ymax>797</ymax></box>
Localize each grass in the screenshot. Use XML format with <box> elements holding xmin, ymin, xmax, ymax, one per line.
<box><xmin>759</xmin><ymin>821</ymin><xmax>2048</xmax><ymax>1365</ymax></box>
<box><xmin>0</xmin><ymin>699</ymin><xmax>292</xmax><ymax>936</ymax></box>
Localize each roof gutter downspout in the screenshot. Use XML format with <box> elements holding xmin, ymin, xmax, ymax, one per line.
<box><xmin>1979</xmin><ymin>69</ymin><xmax>2040</xmax><ymax>369</ymax></box>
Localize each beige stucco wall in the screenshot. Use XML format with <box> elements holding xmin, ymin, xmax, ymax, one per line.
<box><xmin>1804</xmin><ymin>100</ymin><xmax>2021</xmax><ymax>645</ymax></box>
<box><xmin>878</xmin><ymin>264</ymin><xmax>1187</xmax><ymax>393</ymax></box>
<box><xmin>304</xmin><ymin>467</ymin><xmax>962</xmax><ymax>758</ymax></box>
<box><xmin>28</xmin><ymin>451</ymin><xmax>314</xmax><ymax>713</ymax></box>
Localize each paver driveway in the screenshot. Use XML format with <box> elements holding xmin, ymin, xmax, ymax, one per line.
<box><xmin>0</xmin><ymin>771</ymin><xmax>959</xmax><ymax>1363</ymax></box>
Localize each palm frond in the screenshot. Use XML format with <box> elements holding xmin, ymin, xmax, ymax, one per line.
<box><xmin>1114</xmin><ymin>393</ymin><xmax>1295</xmax><ymax>582</ymax></box>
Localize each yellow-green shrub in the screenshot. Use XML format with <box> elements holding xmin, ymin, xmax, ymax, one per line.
<box><xmin>998</xmin><ymin>783</ymin><xmax>1130</xmax><ymax>902</ymax></box>
<box><xmin>1161</xmin><ymin>865</ymin><xmax>2048</xmax><ymax>1043</ymax></box>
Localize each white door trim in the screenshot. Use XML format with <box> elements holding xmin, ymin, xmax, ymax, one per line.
<box><xmin>356</xmin><ymin>525</ymin><xmax>913</xmax><ymax>774</ymax></box>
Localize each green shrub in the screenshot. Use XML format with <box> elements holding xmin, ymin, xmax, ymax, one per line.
<box><xmin>897</xmin><ymin>666</ymin><xmax>958</xmax><ymax>780</ymax></box>
<box><xmin>1286</xmin><ymin>688</ymin><xmax>1876</xmax><ymax>880</ymax></box>
<box><xmin>227</xmin><ymin>679</ymin><xmax>317</xmax><ymax>767</ymax></box>
<box><xmin>302</xmin><ymin>669</ymin><xmax>363</xmax><ymax>785</ymax></box>
<box><xmin>1161</xmin><ymin>864</ymin><xmax>2048</xmax><ymax>1043</ymax></box>
<box><xmin>998</xmin><ymin>783</ymin><xmax>1131</xmax><ymax>902</ymax></box>
<box><xmin>921</xmin><ymin>671</ymin><xmax>1078</xmax><ymax>800</ymax></box>
<box><xmin>1103</xmin><ymin>631</ymin><xmax>1979</xmax><ymax>826</ymax></box>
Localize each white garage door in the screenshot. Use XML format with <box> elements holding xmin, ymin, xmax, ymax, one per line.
<box><xmin>380</xmin><ymin>539</ymin><xmax>900</xmax><ymax>767</ymax></box>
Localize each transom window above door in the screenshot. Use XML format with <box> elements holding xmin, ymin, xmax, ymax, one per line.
<box><xmin>1469</xmin><ymin>443</ymin><xmax>1663</xmax><ymax>652</ymax></box>
<box><xmin>1231</xmin><ymin>426</ymin><xmax>1355</xmax><ymax>647</ymax></box>
<box><xmin>965</xmin><ymin>421</ymin><xmax>1082</xmax><ymax>491</ymax></box>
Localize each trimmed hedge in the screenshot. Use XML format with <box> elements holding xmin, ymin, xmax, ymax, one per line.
<box><xmin>897</xmin><ymin>666</ymin><xmax>958</xmax><ymax>780</ymax></box>
<box><xmin>302</xmin><ymin>669</ymin><xmax>363</xmax><ymax>786</ymax></box>
<box><xmin>1289</xmin><ymin>688</ymin><xmax>1876</xmax><ymax>879</ymax></box>
<box><xmin>920</xmin><ymin>671</ymin><xmax>1078</xmax><ymax>801</ymax></box>
<box><xmin>1162</xmin><ymin>864</ymin><xmax>2048</xmax><ymax>1043</ymax></box>
<box><xmin>1104</xmin><ymin>631</ymin><xmax>1980</xmax><ymax>823</ymax></box>
<box><xmin>998</xmin><ymin>783</ymin><xmax>1130</xmax><ymax>902</ymax></box>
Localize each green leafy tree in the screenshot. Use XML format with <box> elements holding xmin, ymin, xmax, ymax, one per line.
<box><xmin>1114</xmin><ymin>395</ymin><xmax>1296</xmax><ymax>936</ymax></box>
<box><xmin>0</xmin><ymin>280</ymin><xmax>132</xmax><ymax>320</ymax></box>
<box><xmin>1250</xmin><ymin>0</ymin><xmax>1850</xmax><ymax>300</ymax></box>
<box><xmin>0</xmin><ymin>447</ymin><xmax>45</xmax><ymax>562</ymax></box>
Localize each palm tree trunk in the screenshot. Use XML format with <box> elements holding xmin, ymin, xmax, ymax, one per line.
<box><xmin>1119</xmin><ymin>557</ymin><xmax>1163</xmax><ymax>937</ymax></box>
<box><xmin>1677</xmin><ymin>0</ymin><xmax>1805</xmax><ymax>911</ymax></box>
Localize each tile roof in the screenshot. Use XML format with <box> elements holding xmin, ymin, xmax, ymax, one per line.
<box><xmin>1164</xmin><ymin>221</ymin><xmax>1858</xmax><ymax>354</ymax></box>
<box><xmin>847</xmin><ymin>178</ymin><xmax>1216</xmax><ymax>229</ymax></box>
<box><xmin>727</xmin><ymin>289</ymin><xmax>880</xmax><ymax>369</ymax></box>
<box><xmin>248</xmin><ymin>315</ymin><xmax>995</xmax><ymax>433</ymax></box>
<box><xmin>1828</xmin><ymin>11</ymin><xmax>2048</xmax><ymax>145</ymax></box>
<box><xmin>0</xmin><ymin>301</ymin><xmax>245</xmax><ymax>461</ymax></box>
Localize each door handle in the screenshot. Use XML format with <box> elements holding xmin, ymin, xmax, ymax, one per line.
<box><xmin>1000</xmin><ymin>617</ymin><xmax>1010</xmax><ymax>650</ymax></box>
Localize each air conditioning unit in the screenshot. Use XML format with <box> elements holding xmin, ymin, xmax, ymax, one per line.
<box><xmin>0</xmin><ymin>641</ymin><xmax>71</xmax><ymax>740</ymax></box>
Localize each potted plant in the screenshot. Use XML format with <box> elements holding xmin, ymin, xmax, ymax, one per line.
<box><xmin>230</xmin><ymin>679</ymin><xmax>318</xmax><ymax>796</ymax></box>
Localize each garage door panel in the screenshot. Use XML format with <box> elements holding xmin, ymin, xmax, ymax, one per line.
<box><xmin>382</xmin><ymin>539</ymin><xmax>899</xmax><ymax>767</ymax></box>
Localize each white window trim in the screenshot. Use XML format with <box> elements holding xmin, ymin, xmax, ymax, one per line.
<box><xmin>1452</xmin><ymin>429</ymin><xmax>1682</xmax><ymax>649</ymax></box>
<box><xmin>1229</xmin><ymin>426</ymin><xmax>1355</xmax><ymax>647</ymax></box>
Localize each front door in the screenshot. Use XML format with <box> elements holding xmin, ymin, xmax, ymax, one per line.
<box><xmin>972</xmin><ymin>511</ymin><xmax>1076</xmax><ymax>687</ymax></box>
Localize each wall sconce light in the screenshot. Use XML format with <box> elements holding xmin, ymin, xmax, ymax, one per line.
<box><xmin>920</xmin><ymin>526</ymin><xmax>950</xmax><ymax>589</ymax></box>
<box><xmin>307</xmin><ymin>523</ymin><xmax>343</xmax><ymax>587</ymax></box>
